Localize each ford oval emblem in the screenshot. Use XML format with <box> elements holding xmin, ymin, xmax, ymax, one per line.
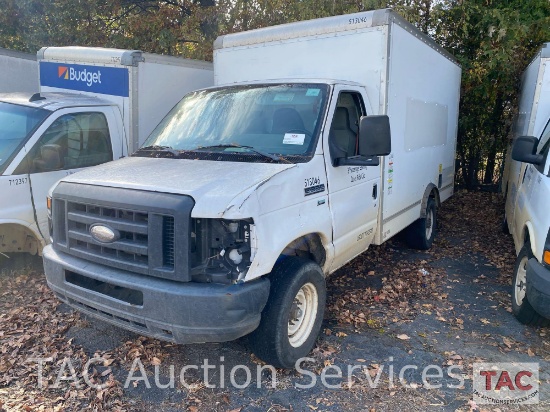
<box><xmin>90</xmin><ymin>224</ymin><xmax>120</xmax><ymax>243</ymax></box>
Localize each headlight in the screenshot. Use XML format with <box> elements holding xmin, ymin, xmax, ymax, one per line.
<box><xmin>47</xmin><ymin>196</ymin><xmax>53</xmax><ymax>242</ymax></box>
<box><xmin>190</xmin><ymin>218</ymin><xmax>253</xmax><ymax>283</ymax></box>
<box><xmin>544</xmin><ymin>228</ymin><xmax>550</xmax><ymax>268</ymax></box>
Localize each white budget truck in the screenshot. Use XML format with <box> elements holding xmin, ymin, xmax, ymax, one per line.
<box><xmin>43</xmin><ymin>9</ymin><xmax>461</xmax><ymax>368</ymax></box>
<box><xmin>0</xmin><ymin>47</ymin><xmax>39</xmax><ymax>93</ymax></box>
<box><xmin>0</xmin><ymin>47</ymin><xmax>213</xmax><ymax>256</ymax></box>
<box><xmin>502</xmin><ymin>43</ymin><xmax>550</xmax><ymax>326</ymax></box>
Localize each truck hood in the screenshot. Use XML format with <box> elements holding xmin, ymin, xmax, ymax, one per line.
<box><xmin>60</xmin><ymin>157</ymin><xmax>295</xmax><ymax>218</ymax></box>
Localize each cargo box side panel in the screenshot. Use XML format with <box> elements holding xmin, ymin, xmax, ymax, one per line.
<box><xmin>136</xmin><ymin>61</ymin><xmax>214</xmax><ymax>148</ymax></box>
<box><xmin>502</xmin><ymin>53</ymin><xmax>542</xmax><ymax>193</ymax></box>
<box><xmin>0</xmin><ymin>49</ymin><xmax>38</xmax><ymax>93</ymax></box>
<box><xmin>214</xmin><ymin>27</ymin><xmax>387</xmax><ymax>113</ymax></box>
<box><xmin>533</xmin><ymin>58</ymin><xmax>550</xmax><ymax>139</ymax></box>
<box><xmin>378</xmin><ymin>22</ymin><xmax>460</xmax><ymax>243</ymax></box>
<box><xmin>517</xmin><ymin>53</ymin><xmax>542</xmax><ymax>138</ymax></box>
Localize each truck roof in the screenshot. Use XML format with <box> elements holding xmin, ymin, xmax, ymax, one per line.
<box><xmin>214</xmin><ymin>8</ymin><xmax>458</xmax><ymax>65</ymax></box>
<box><xmin>199</xmin><ymin>78</ymin><xmax>364</xmax><ymax>89</ymax></box>
<box><xmin>0</xmin><ymin>92</ymin><xmax>117</xmax><ymax>111</ymax></box>
<box><xmin>38</xmin><ymin>46</ymin><xmax>213</xmax><ymax>70</ymax></box>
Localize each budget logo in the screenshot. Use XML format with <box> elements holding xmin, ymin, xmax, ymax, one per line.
<box><xmin>57</xmin><ymin>65</ymin><xmax>102</xmax><ymax>87</ymax></box>
<box><xmin>473</xmin><ymin>362</ymin><xmax>539</xmax><ymax>405</ymax></box>
<box><xmin>58</xmin><ymin>66</ymin><xmax>69</xmax><ymax>79</ymax></box>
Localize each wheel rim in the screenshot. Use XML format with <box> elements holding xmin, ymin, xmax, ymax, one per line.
<box><xmin>288</xmin><ymin>282</ymin><xmax>319</xmax><ymax>348</ymax></box>
<box><xmin>514</xmin><ymin>255</ymin><xmax>528</xmax><ymax>306</ymax></box>
<box><xmin>425</xmin><ymin>208</ymin><xmax>434</xmax><ymax>240</ymax></box>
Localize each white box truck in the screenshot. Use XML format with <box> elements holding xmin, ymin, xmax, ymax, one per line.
<box><xmin>43</xmin><ymin>9</ymin><xmax>461</xmax><ymax>368</ymax></box>
<box><xmin>0</xmin><ymin>48</ymin><xmax>39</xmax><ymax>93</ymax></box>
<box><xmin>0</xmin><ymin>47</ymin><xmax>213</xmax><ymax>255</ymax></box>
<box><xmin>502</xmin><ymin>43</ymin><xmax>550</xmax><ymax>326</ymax></box>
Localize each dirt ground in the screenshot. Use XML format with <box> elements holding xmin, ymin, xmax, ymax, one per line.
<box><xmin>1</xmin><ymin>190</ymin><xmax>549</xmax><ymax>411</ymax></box>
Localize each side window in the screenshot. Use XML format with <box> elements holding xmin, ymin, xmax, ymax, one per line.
<box><xmin>328</xmin><ymin>92</ymin><xmax>365</xmax><ymax>162</ymax></box>
<box><xmin>536</xmin><ymin>119</ymin><xmax>550</xmax><ymax>175</ymax></box>
<box><xmin>14</xmin><ymin>112</ymin><xmax>113</xmax><ymax>174</ymax></box>
<box><xmin>539</xmin><ymin>139</ymin><xmax>550</xmax><ymax>176</ymax></box>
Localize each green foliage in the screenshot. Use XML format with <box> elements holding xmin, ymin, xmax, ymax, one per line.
<box><xmin>1</xmin><ymin>0</ymin><xmax>549</xmax><ymax>187</ymax></box>
<box><xmin>431</xmin><ymin>0</ymin><xmax>550</xmax><ymax>186</ymax></box>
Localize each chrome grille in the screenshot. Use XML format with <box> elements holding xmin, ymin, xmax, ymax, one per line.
<box><xmin>67</xmin><ymin>202</ymin><xmax>151</xmax><ymax>274</ymax></box>
<box><xmin>51</xmin><ymin>182</ymin><xmax>194</xmax><ymax>282</ymax></box>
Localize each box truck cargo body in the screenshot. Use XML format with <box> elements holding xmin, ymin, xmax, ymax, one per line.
<box><xmin>43</xmin><ymin>10</ymin><xmax>461</xmax><ymax>368</ymax></box>
<box><xmin>0</xmin><ymin>47</ymin><xmax>213</xmax><ymax>255</ymax></box>
<box><xmin>214</xmin><ymin>10</ymin><xmax>460</xmax><ymax>247</ymax></box>
<box><xmin>503</xmin><ymin>43</ymin><xmax>550</xmax><ymax>326</ymax></box>
<box><xmin>0</xmin><ymin>48</ymin><xmax>39</xmax><ymax>93</ymax></box>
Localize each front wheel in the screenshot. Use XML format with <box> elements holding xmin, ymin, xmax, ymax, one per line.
<box><xmin>511</xmin><ymin>244</ymin><xmax>549</xmax><ymax>326</ymax></box>
<box><xmin>248</xmin><ymin>257</ymin><xmax>326</xmax><ymax>368</ymax></box>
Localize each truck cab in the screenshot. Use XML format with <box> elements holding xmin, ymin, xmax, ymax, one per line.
<box><xmin>0</xmin><ymin>47</ymin><xmax>213</xmax><ymax>257</ymax></box>
<box><xmin>0</xmin><ymin>93</ymin><xmax>122</xmax><ymax>255</ymax></box>
<box><xmin>503</xmin><ymin>43</ymin><xmax>550</xmax><ymax>325</ymax></box>
<box><xmin>507</xmin><ymin>126</ymin><xmax>550</xmax><ymax>325</ymax></box>
<box><xmin>42</xmin><ymin>10</ymin><xmax>460</xmax><ymax>368</ymax></box>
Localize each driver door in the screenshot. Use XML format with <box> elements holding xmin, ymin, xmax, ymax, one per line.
<box><xmin>323</xmin><ymin>86</ymin><xmax>381</xmax><ymax>271</ymax></box>
<box><xmin>10</xmin><ymin>108</ymin><xmax>119</xmax><ymax>243</ymax></box>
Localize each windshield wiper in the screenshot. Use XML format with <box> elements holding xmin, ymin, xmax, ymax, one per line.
<box><xmin>194</xmin><ymin>144</ymin><xmax>289</xmax><ymax>163</ymax></box>
<box><xmin>135</xmin><ymin>145</ymin><xmax>181</xmax><ymax>157</ymax></box>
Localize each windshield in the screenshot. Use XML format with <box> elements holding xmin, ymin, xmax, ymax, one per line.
<box><xmin>0</xmin><ymin>102</ymin><xmax>50</xmax><ymax>173</ymax></box>
<box><xmin>137</xmin><ymin>83</ymin><xmax>329</xmax><ymax>163</ymax></box>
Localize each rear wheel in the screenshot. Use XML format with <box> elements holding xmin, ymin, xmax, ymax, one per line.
<box><xmin>405</xmin><ymin>197</ymin><xmax>437</xmax><ymax>250</ymax></box>
<box><xmin>511</xmin><ymin>244</ymin><xmax>549</xmax><ymax>326</ymax></box>
<box><xmin>248</xmin><ymin>257</ymin><xmax>326</xmax><ymax>368</ymax></box>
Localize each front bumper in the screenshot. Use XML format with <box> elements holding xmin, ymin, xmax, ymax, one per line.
<box><xmin>43</xmin><ymin>245</ymin><xmax>270</xmax><ymax>343</ymax></box>
<box><xmin>526</xmin><ymin>257</ymin><xmax>550</xmax><ymax>319</ymax></box>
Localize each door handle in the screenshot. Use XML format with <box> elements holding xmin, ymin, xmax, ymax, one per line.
<box><xmin>372</xmin><ymin>183</ymin><xmax>378</xmax><ymax>199</ymax></box>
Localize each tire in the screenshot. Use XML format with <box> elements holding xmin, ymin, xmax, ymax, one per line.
<box><xmin>511</xmin><ymin>244</ymin><xmax>550</xmax><ymax>326</ymax></box>
<box><xmin>502</xmin><ymin>215</ymin><xmax>510</xmax><ymax>234</ymax></box>
<box><xmin>248</xmin><ymin>257</ymin><xmax>326</xmax><ymax>368</ymax></box>
<box><xmin>405</xmin><ymin>197</ymin><xmax>437</xmax><ymax>250</ymax></box>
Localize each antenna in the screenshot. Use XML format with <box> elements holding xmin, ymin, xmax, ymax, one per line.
<box><xmin>29</xmin><ymin>93</ymin><xmax>46</xmax><ymax>102</ymax></box>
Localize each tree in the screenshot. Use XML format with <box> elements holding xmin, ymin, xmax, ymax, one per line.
<box><xmin>432</xmin><ymin>0</ymin><xmax>550</xmax><ymax>187</ymax></box>
<box><xmin>1</xmin><ymin>0</ymin><xmax>549</xmax><ymax>188</ymax></box>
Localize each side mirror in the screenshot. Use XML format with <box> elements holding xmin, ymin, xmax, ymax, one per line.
<box><xmin>512</xmin><ymin>136</ymin><xmax>543</xmax><ymax>165</ymax></box>
<box><xmin>358</xmin><ymin>115</ymin><xmax>392</xmax><ymax>158</ymax></box>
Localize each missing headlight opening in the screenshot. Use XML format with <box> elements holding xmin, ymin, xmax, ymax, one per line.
<box><xmin>190</xmin><ymin>218</ymin><xmax>253</xmax><ymax>284</ymax></box>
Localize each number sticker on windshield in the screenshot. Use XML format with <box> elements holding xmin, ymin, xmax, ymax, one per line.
<box><xmin>283</xmin><ymin>133</ymin><xmax>305</xmax><ymax>145</ymax></box>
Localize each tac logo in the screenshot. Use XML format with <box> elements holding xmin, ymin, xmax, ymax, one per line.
<box><xmin>56</xmin><ymin>65</ymin><xmax>102</xmax><ymax>87</ymax></box>
<box><xmin>473</xmin><ymin>362</ymin><xmax>539</xmax><ymax>405</ymax></box>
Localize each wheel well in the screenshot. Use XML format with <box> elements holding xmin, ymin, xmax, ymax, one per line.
<box><xmin>521</xmin><ymin>226</ymin><xmax>537</xmax><ymax>256</ymax></box>
<box><xmin>280</xmin><ymin>233</ymin><xmax>326</xmax><ymax>269</ymax></box>
<box><xmin>420</xmin><ymin>184</ymin><xmax>440</xmax><ymax>217</ymax></box>
<box><xmin>0</xmin><ymin>224</ymin><xmax>41</xmax><ymax>255</ymax></box>
<box><xmin>430</xmin><ymin>188</ymin><xmax>440</xmax><ymax>207</ymax></box>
